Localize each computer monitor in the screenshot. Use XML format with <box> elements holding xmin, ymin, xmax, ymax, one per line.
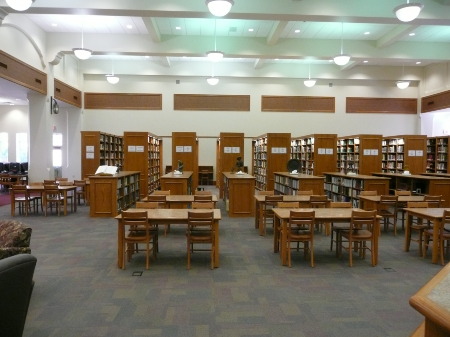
<box><xmin>0</xmin><ymin>163</ymin><xmax>4</xmax><ymax>172</ymax></box>
<box><xmin>3</xmin><ymin>163</ymin><xmax>10</xmax><ymax>172</ymax></box>
<box><xmin>20</xmin><ymin>162</ymin><xmax>28</xmax><ymax>173</ymax></box>
<box><xmin>9</xmin><ymin>162</ymin><xmax>20</xmax><ymax>174</ymax></box>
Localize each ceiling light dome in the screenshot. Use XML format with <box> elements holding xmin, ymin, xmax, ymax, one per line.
<box><xmin>6</xmin><ymin>0</ymin><xmax>34</xmax><ymax>11</ymax></box>
<box><xmin>396</xmin><ymin>80</ymin><xmax>410</xmax><ymax>89</ymax></box>
<box><xmin>333</xmin><ymin>54</ymin><xmax>351</xmax><ymax>66</ymax></box>
<box><xmin>304</xmin><ymin>79</ymin><xmax>316</xmax><ymax>88</ymax></box>
<box><xmin>206</xmin><ymin>0</ymin><xmax>234</xmax><ymax>17</ymax></box>
<box><xmin>206</xmin><ymin>76</ymin><xmax>219</xmax><ymax>85</ymax></box>
<box><xmin>207</xmin><ymin>51</ymin><xmax>224</xmax><ymax>62</ymax></box>
<box><xmin>73</xmin><ymin>48</ymin><xmax>92</xmax><ymax>60</ymax></box>
<box><xmin>394</xmin><ymin>1</ymin><xmax>424</xmax><ymax>22</ymax></box>
<box><xmin>106</xmin><ymin>75</ymin><xmax>120</xmax><ymax>84</ymax></box>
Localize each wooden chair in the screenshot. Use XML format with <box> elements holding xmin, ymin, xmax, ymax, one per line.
<box><xmin>43</xmin><ymin>184</ymin><xmax>64</xmax><ymax>216</ymax></box>
<box><xmin>193</xmin><ymin>195</ymin><xmax>213</xmax><ymax>203</ymax></box>
<box><xmin>377</xmin><ymin>195</ymin><xmax>398</xmax><ymax>235</ymax></box>
<box><xmin>359</xmin><ymin>190</ymin><xmax>377</xmax><ymax>196</ymax></box>
<box><xmin>296</xmin><ymin>190</ymin><xmax>313</xmax><ymax>195</ymax></box>
<box><xmin>405</xmin><ymin>201</ymin><xmax>429</xmax><ymax>256</ymax></box>
<box><xmin>73</xmin><ymin>180</ymin><xmax>88</xmax><ymax>205</ymax></box>
<box><xmin>339</xmin><ymin>210</ymin><xmax>377</xmax><ymax>267</ymax></box>
<box><xmin>43</xmin><ymin>179</ymin><xmax>56</xmax><ymax>185</ymax></box>
<box><xmin>257</xmin><ymin>190</ymin><xmax>274</xmax><ymax>196</ymax></box>
<box><xmin>147</xmin><ymin>194</ymin><xmax>169</xmax><ymax>234</ymax></box>
<box><xmin>10</xmin><ymin>185</ymin><xmax>38</xmax><ymax>216</ymax></box>
<box><xmin>424</xmin><ymin>195</ymin><xmax>442</xmax><ymax>208</ymax></box>
<box><xmin>423</xmin><ymin>209</ymin><xmax>450</xmax><ymax>265</ymax></box>
<box><xmin>285</xmin><ymin>210</ymin><xmax>315</xmax><ymax>267</ymax></box>
<box><xmin>121</xmin><ymin>210</ymin><xmax>157</xmax><ymax>270</ymax></box>
<box><xmin>192</xmin><ymin>201</ymin><xmax>214</xmax><ymax>209</ymax></box>
<box><xmin>277</xmin><ymin>202</ymin><xmax>300</xmax><ymax>208</ymax></box>
<box><xmin>194</xmin><ymin>190</ymin><xmax>212</xmax><ymax>196</ymax></box>
<box><xmin>329</xmin><ymin>201</ymin><xmax>352</xmax><ymax>253</ymax></box>
<box><xmin>395</xmin><ymin>190</ymin><xmax>412</xmax><ymax>229</ymax></box>
<box><xmin>309</xmin><ymin>195</ymin><xmax>328</xmax><ymax>232</ymax></box>
<box><xmin>261</xmin><ymin>195</ymin><xmax>283</xmax><ymax>236</ymax></box>
<box><xmin>186</xmin><ymin>211</ymin><xmax>216</xmax><ymax>270</ymax></box>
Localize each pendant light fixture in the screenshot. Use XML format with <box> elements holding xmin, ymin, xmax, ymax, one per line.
<box><xmin>106</xmin><ymin>58</ymin><xmax>120</xmax><ymax>84</ymax></box>
<box><xmin>303</xmin><ymin>64</ymin><xmax>316</xmax><ymax>88</ymax></box>
<box><xmin>333</xmin><ymin>22</ymin><xmax>351</xmax><ymax>66</ymax></box>
<box><xmin>396</xmin><ymin>65</ymin><xmax>409</xmax><ymax>89</ymax></box>
<box><xmin>73</xmin><ymin>24</ymin><xmax>92</xmax><ymax>60</ymax></box>
<box><xmin>6</xmin><ymin>0</ymin><xmax>34</xmax><ymax>11</ymax></box>
<box><xmin>206</xmin><ymin>0</ymin><xmax>234</xmax><ymax>17</ymax></box>
<box><xmin>207</xmin><ymin>20</ymin><xmax>224</xmax><ymax>62</ymax></box>
<box><xmin>206</xmin><ymin>61</ymin><xmax>219</xmax><ymax>85</ymax></box>
<box><xmin>394</xmin><ymin>1</ymin><xmax>424</xmax><ymax>22</ymax></box>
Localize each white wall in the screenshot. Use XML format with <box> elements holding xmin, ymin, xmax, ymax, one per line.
<box><xmin>0</xmin><ymin>105</ymin><xmax>29</xmax><ymax>162</ymax></box>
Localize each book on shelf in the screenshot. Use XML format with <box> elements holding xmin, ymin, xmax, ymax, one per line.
<box><xmin>95</xmin><ymin>165</ymin><xmax>118</xmax><ymax>176</ymax></box>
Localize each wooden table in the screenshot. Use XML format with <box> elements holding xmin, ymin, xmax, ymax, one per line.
<box><xmin>10</xmin><ymin>185</ymin><xmax>77</xmax><ymax>216</ymax></box>
<box><xmin>143</xmin><ymin>194</ymin><xmax>218</xmax><ymax>208</ymax></box>
<box><xmin>115</xmin><ymin>208</ymin><xmax>222</xmax><ymax>268</ymax></box>
<box><xmin>160</xmin><ymin>171</ymin><xmax>193</xmax><ymax>195</ymax></box>
<box><xmin>359</xmin><ymin>195</ymin><xmax>426</xmax><ymax>211</ymax></box>
<box><xmin>272</xmin><ymin>208</ymin><xmax>380</xmax><ymax>266</ymax></box>
<box><xmin>404</xmin><ymin>207</ymin><xmax>450</xmax><ymax>264</ymax></box>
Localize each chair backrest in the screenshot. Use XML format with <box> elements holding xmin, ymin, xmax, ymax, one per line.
<box><xmin>360</xmin><ymin>190</ymin><xmax>377</xmax><ymax>196</ymax></box>
<box><xmin>277</xmin><ymin>202</ymin><xmax>300</xmax><ymax>208</ymax></box>
<box><xmin>58</xmin><ymin>177</ymin><xmax>68</xmax><ymax>181</ymax></box>
<box><xmin>121</xmin><ymin>210</ymin><xmax>151</xmax><ymax>236</ymax></box>
<box><xmin>44</xmin><ymin>184</ymin><xmax>62</xmax><ymax>199</ymax></box>
<box><xmin>153</xmin><ymin>190</ymin><xmax>171</xmax><ymax>195</ymax></box>
<box><xmin>309</xmin><ymin>195</ymin><xmax>328</xmax><ymax>208</ymax></box>
<box><xmin>330</xmin><ymin>201</ymin><xmax>352</xmax><ymax>208</ymax></box>
<box><xmin>194</xmin><ymin>190</ymin><xmax>212</xmax><ymax>195</ymax></box>
<box><xmin>11</xmin><ymin>184</ymin><xmax>27</xmax><ymax>195</ymax></box>
<box><xmin>43</xmin><ymin>179</ymin><xmax>56</xmax><ymax>185</ymax></box>
<box><xmin>257</xmin><ymin>190</ymin><xmax>274</xmax><ymax>196</ymax></box>
<box><xmin>194</xmin><ymin>195</ymin><xmax>213</xmax><ymax>202</ymax></box>
<box><xmin>296</xmin><ymin>190</ymin><xmax>313</xmax><ymax>195</ymax></box>
<box><xmin>146</xmin><ymin>194</ymin><xmax>167</xmax><ymax>207</ymax></box>
<box><xmin>395</xmin><ymin>190</ymin><xmax>411</xmax><ymax>196</ymax></box>
<box><xmin>350</xmin><ymin>210</ymin><xmax>377</xmax><ymax>231</ymax></box>
<box><xmin>28</xmin><ymin>181</ymin><xmax>43</xmax><ymax>186</ymax></box>
<box><xmin>443</xmin><ymin>210</ymin><xmax>450</xmax><ymax>230</ymax></box>
<box><xmin>424</xmin><ymin>195</ymin><xmax>442</xmax><ymax>208</ymax></box>
<box><xmin>58</xmin><ymin>181</ymin><xmax>73</xmax><ymax>186</ymax></box>
<box><xmin>288</xmin><ymin>210</ymin><xmax>315</xmax><ymax>231</ymax></box>
<box><xmin>192</xmin><ymin>201</ymin><xmax>215</xmax><ymax>209</ymax></box>
<box><xmin>188</xmin><ymin>211</ymin><xmax>214</xmax><ymax>230</ymax></box>
<box><xmin>74</xmin><ymin>180</ymin><xmax>86</xmax><ymax>186</ymax></box>
<box><xmin>406</xmin><ymin>201</ymin><xmax>428</xmax><ymax>208</ymax></box>
<box><xmin>135</xmin><ymin>201</ymin><xmax>159</xmax><ymax>209</ymax></box>
<box><xmin>380</xmin><ymin>195</ymin><xmax>398</xmax><ymax>204</ymax></box>
<box><xmin>265</xmin><ymin>195</ymin><xmax>283</xmax><ymax>206</ymax></box>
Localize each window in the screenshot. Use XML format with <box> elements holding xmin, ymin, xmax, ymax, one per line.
<box><xmin>16</xmin><ymin>133</ymin><xmax>28</xmax><ymax>162</ymax></box>
<box><xmin>0</xmin><ymin>132</ymin><xmax>8</xmax><ymax>162</ymax></box>
<box><xmin>52</xmin><ymin>133</ymin><xmax>63</xmax><ymax>167</ymax></box>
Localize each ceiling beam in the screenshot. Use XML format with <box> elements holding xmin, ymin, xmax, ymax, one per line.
<box><xmin>266</xmin><ymin>21</ymin><xmax>288</xmax><ymax>46</ymax></box>
<box><xmin>377</xmin><ymin>25</ymin><xmax>420</xmax><ymax>49</ymax></box>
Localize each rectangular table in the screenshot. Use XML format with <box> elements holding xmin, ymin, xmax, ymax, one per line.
<box><xmin>272</xmin><ymin>208</ymin><xmax>380</xmax><ymax>266</ymax></box>
<box><xmin>143</xmin><ymin>194</ymin><xmax>218</xmax><ymax>208</ymax></box>
<box><xmin>115</xmin><ymin>208</ymin><xmax>222</xmax><ymax>268</ymax></box>
<box><xmin>404</xmin><ymin>207</ymin><xmax>450</xmax><ymax>264</ymax></box>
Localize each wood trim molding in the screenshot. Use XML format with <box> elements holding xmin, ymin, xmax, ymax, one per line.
<box><xmin>421</xmin><ymin>90</ymin><xmax>450</xmax><ymax>113</ymax></box>
<box><xmin>347</xmin><ymin>97</ymin><xmax>417</xmax><ymax>114</ymax></box>
<box><xmin>261</xmin><ymin>95</ymin><xmax>335</xmax><ymax>112</ymax></box>
<box><xmin>54</xmin><ymin>79</ymin><xmax>82</xmax><ymax>108</ymax></box>
<box><xmin>174</xmin><ymin>94</ymin><xmax>250</xmax><ymax>111</ymax></box>
<box><xmin>84</xmin><ymin>93</ymin><xmax>162</xmax><ymax>110</ymax></box>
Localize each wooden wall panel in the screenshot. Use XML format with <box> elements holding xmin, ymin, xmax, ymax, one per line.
<box><xmin>422</xmin><ymin>90</ymin><xmax>450</xmax><ymax>113</ymax></box>
<box><xmin>84</xmin><ymin>93</ymin><xmax>162</xmax><ymax>110</ymax></box>
<box><xmin>347</xmin><ymin>97</ymin><xmax>417</xmax><ymax>114</ymax></box>
<box><xmin>174</xmin><ymin>94</ymin><xmax>250</xmax><ymax>111</ymax></box>
<box><xmin>54</xmin><ymin>79</ymin><xmax>82</xmax><ymax>108</ymax></box>
<box><xmin>261</xmin><ymin>95</ymin><xmax>335</xmax><ymax>112</ymax></box>
<box><xmin>0</xmin><ymin>50</ymin><xmax>47</xmax><ymax>95</ymax></box>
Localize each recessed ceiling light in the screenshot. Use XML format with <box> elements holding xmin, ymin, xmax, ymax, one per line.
<box><xmin>51</xmin><ymin>23</ymin><xmax>57</xmax><ymax>27</ymax></box>
<box><xmin>175</xmin><ymin>26</ymin><xmax>181</xmax><ymax>30</ymax></box>
<box><xmin>416</xmin><ymin>61</ymin><xmax>421</xmax><ymax>64</ymax></box>
<box><xmin>294</xmin><ymin>29</ymin><xmax>300</xmax><ymax>33</ymax></box>
<box><xmin>248</xmin><ymin>28</ymin><xmax>254</xmax><ymax>32</ymax></box>
<box><xmin>363</xmin><ymin>60</ymin><xmax>368</xmax><ymax>63</ymax></box>
<box><xmin>364</xmin><ymin>31</ymin><xmax>370</xmax><ymax>35</ymax></box>
<box><xmin>126</xmin><ymin>24</ymin><xmax>133</xmax><ymax>29</ymax></box>
<box><xmin>409</xmin><ymin>33</ymin><xmax>415</xmax><ymax>36</ymax></box>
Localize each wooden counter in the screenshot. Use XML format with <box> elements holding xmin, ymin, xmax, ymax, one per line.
<box><xmin>160</xmin><ymin>171</ymin><xmax>193</xmax><ymax>195</ymax></box>
<box><xmin>274</xmin><ymin>172</ymin><xmax>324</xmax><ymax>195</ymax></box>
<box><xmin>223</xmin><ymin>172</ymin><xmax>255</xmax><ymax>217</ymax></box>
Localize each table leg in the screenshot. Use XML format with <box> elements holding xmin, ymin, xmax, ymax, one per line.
<box><xmin>254</xmin><ymin>201</ymin><xmax>260</xmax><ymax>229</ymax></box>
<box><xmin>214</xmin><ymin>220</ymin><xmax>220</xmax><ymax>268</ymax></box>
<box><xmin>374</xmin><ymin>217</ymin><xmax>380</xmax><ymax>265</ymax></box>
<box><xmin>10</xmin><ymin>190</ymin><xmax>15</xmax><ymax>216</ymax></box>
<box><xmin>404</xmin><ymin>213</ymin><xmax>412</xmax><ymax>252</ymax></box>
<box><xmin>432</xmin><ymin>219</ymin><xmax>440</xmax><ymax>264</ymax></box>
<box><xmin>273</xmin><ymin>216</ymin><xmax>280</xmax><ymax>253</ymax></box>
<box><xmin>117</xmin><ymin>220</ymin><xmax>124</xmax><ymax>268</ymax></box>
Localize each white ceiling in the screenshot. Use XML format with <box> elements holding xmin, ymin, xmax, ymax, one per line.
<box><xmin>1</xmin><ymin>0</ymin><xmax>450</xmax><ymax>105</ymax></box>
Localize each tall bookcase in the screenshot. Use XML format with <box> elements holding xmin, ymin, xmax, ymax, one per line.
<box><xmin>172</xmin><ymin>132</ymin><xmax>198</xmax><ymax>190</ymax></box>
<box><xmin>381</xmin><ymin>135</ymin><xmax>427</xmax><ymax>174</ymax></box>
<box><xmin>123</xmin><ymin>132</ymin><xmax>162</xmax><ymax>199</ymax></box>
<box><xmin>252</xmin><ymin>133</ymin><xmax>291</xmax><ymax>191</ymax></box>
<box><xmin>336</xmin><ymin>134</ymin><xmax>382</xmax><ymax>175</ymax></box>
<box><xmin>81</xmin><ymin>131</ymin><xmax>123</xmax><ymax>178</ymax></box>
<box><xmin>426</xmin><ymin>136</ymin><xmax>449</xmax><ymax>173</ymax></box>
<box><xmin>216</xmin><ymin>132</ymin><xmax>244</xmax><ymax>198</ymax></box>
<box><xmin>290</xmin><ymin>133</ymin><xmax>337</xmax><ymax>176</ymax></box>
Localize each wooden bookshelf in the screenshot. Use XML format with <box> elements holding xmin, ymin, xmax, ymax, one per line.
<box><xmin>216</xmin><ymin>132</ymin><xmax>244</xmax><ymax>198</ymax></box>
<box><xmin>291</xmin><ymin>134</ymin><xmax>337</xmax><ymax>176</ymax></box>
<box><xmin>323</xmin><ymin>172</ymin><xmax>389</xmax><ymax>207</ymax></box>
<box><xmin>274</xmin><ymin>172</ymin><xmax>324</xmax><ymax>195</ymax></box>
<box><xmin>337</xmin><ymin>134</ymin><xmax>382</xmax><ymax>175</ymax></box>
<box><xmin>123</xmin><ymin>132</ymin><xmax>162</xmax><ymax>199</ymax></box>
<box><xmin>252</xmin><ymin>133</ymin><xmax>291</xmax><ymax>191</ymax></box>
<box><xmin>89</xmin><ymin>171</ymin><xmax>140</xmax><ymax>217</ymax></box>
<box><xmin>426</xmin><ymin>136</ymin><xmax>449</xmax><ymax>174</ymax></box>
<box><xmin>382</xmin><ymin>135</ymin><xmax>427</xmax><ymax>174</ymax></box>
<box><xmin>172</xmin><ymin>132</ymin><xmax>198</xmax><ymax>190</ymax></box>
<box><xmin>81</xmin><ymin>131</ymin><xmax>123</xmax><ymax>178</ymax></box>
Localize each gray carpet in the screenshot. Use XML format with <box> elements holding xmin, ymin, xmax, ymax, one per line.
<box><xmin>0</xmin><ymin>188</ymin><xmax>443</xmax><ymax>337</ymax></box>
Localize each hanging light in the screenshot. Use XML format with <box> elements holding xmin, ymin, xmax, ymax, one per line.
<box><xmin>207</xmin><ymin>20</ymin><xmax>224</xmax><ymax>62</ymax></box>
<box><xmin>72</xmin><ymin>24</ymin><xmax>92</xmax><ymax>60</ymax></box>
<box><xmin>206</xmin><ymin>0</ymin><xmax>234</xmax><ymax>17</ymax></box>
<box><xmin>394</xmin><ymin>1</ymin><xmax>424</xmax><ymax>22</ymax></box>
<box><xmin>333</xmin><ymin>23</ymin><xmax>351</xmax><ymax>66</ymax></box>
<box><xmin>396</xmin><ymin>65</ymin><xmax>409</xmax><ymax>89</ymax></box>
<box><xmin>6</xmin><ymin>0</ymin><xmax>34</xmax><ymax>11</ymax></box>
<box><xmin>303</xmin><ymin>64</ymin><xmax>316</xmax><ymax>88</ymax></box>
<box><xmin>106</xmin><ymin>58</ymin><xmax>120</xmax><ymax>84</ymax></box>
<box><xmin>206</xmin><ymin>61</ymin><xmax>219</xmax><ymax>85</ymax></box>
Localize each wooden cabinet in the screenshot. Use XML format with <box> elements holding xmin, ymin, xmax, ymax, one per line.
<box><xmin>252</xmin><ymin>133</ymin><xmax>291</xmax><ymax>191</ymax></box>
<box><xmin>291</xmin><ymin>134</ymin><xmax>337</xmax><ymax>176</ymax></box>
<box><xmin>81</xmin><ymin>131</ymin><xmax>123</xmax><ymax>178</ymax></box>
<box><xmin>382</xmin><ymin>135</ymin><xmax>427</xmax><ymax>174</ymax></box>
<box><xmin>216</xmin><ymin>132</ymin><xmax>244</xmax><ymax>198</ymax></box>
<box><xmin>337</xmin><ymin>134</ymin><xmax>382</xmax><ymax>175</ymax></box>
<box><xmin>223</xmin><ymin>172</ymin><xmax>255</xmax><ymax>217</ymax></box>
<box><xmin>323</xmin><ymin>172</ymin><xmax>389</xmax><ymax>207</ymax></box>
<box><xmin>89</xmin><ymin>171</ymin><xmax>140</xmax><ymax>217</ymax></box>
<box><xmin>123</xmin><ymin>132</ymin><xmax>162</xmax><ymax>199</ymax></box>
<box><xmin>426</xmin><ymin>136</ymin><xmax>449</xmax><ymax>173</ymax></box>
<box><xmin>172</xmin><ymin>132</ymin><xmax>198</xmax><ymax>189</ymax></box>
<box><xmin>274</xmin><ymin>172</ymin><xmax>324</xmax><ymax>195</ymax></box>
<box><xmin>160</xmin><ymin>171</ymin><xmax>193</xmax><ymax>195</ymax></box>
